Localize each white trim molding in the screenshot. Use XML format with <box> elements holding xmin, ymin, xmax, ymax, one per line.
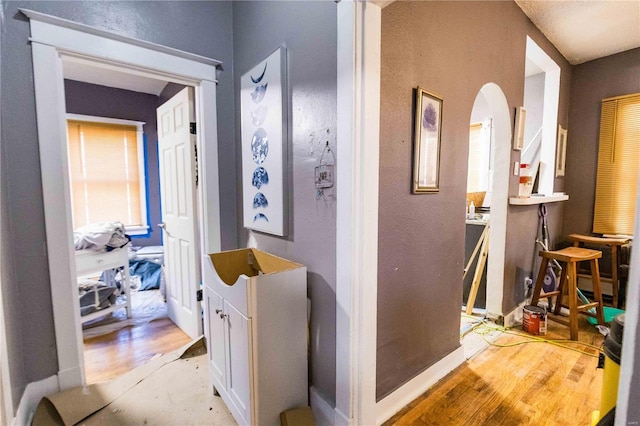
<box><xmin>336</xmin><ymin>1</ymin><xmax>381</xmax><ymax>425</ymax></box>
<box><xmin>310</xmin><ymin>386</ymin><xmax>337</xmax><ymax>426</ymax></box>
<box><xmin>24</xmin><ymin>10</ymin><xmax>222</xmax><ymax>392</ymax></box>
<box><xmin>376</xmin><ymin>347</ymin><xmax>465</xmax><ymax>425</ymax></box>
<box><xmin>14</xmin><ymin>375</ymin><xmax>59</xmax><ymax>426</ymax></box>
<box><xmin>616</xmin><ymin>169</ymin><xmax>640</xmax><ymax>425</ymax></box>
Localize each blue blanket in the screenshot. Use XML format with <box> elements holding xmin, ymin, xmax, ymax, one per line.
<box><xmin>129</xmin><ymin>259</ymin><xmax>162</xmax><ymax>291</ymax></box>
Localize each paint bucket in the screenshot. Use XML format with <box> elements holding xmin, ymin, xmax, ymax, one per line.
<box><xmin>523</xmin><ymin>305</ymin><xmax>547</xmax><ymax>335</ymax></box>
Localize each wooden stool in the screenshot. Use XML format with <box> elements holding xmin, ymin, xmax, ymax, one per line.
<box><xmin>568</xmin><ymin>234</ymin><xmax>631</xmax><ymax>308</ymax></box>
<box><xmin>531</xmin><ymin>247</ymin><xmax>605</xmax><ymax>340</ymax></box>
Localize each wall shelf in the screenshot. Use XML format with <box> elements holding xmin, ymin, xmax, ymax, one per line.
<box><xmin>509</xmin><ymin>193</ymin><xmax>569</xmax><ymax>205</ymax></box>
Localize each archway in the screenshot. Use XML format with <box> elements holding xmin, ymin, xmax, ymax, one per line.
<box><xmin>476</xmin><ymin>83</ymin><xmax>510</xmax><ymax>316</ymax></box>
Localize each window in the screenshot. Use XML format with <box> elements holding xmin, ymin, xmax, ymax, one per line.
<box><xmin>467</xmin><ymin>120</ymin><xmax>492</xmax><ymax>194</ymax></box>
<box><xmin>593</xmin><ymin>93</ymin><xmax>640</xmax><ymax>236</ymax></box>
<box><xmin>66</xmin><ymin>115</ymin><xmax>148</xmax><ymax>235</ymax></box>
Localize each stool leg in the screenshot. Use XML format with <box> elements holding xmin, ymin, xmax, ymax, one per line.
<box><xmin>590</xmin><ymin>258</ymin><xmax>605</xmax><ymax>325</ymax></box>
<box><xmin>567</xmin><ymin>262</ymin><xmax>579</xmax><ymax>341</ymax></box>
<box><xmin>532</xmin><ymin>258</ymin><xmax>549</xmax><ymax>306</ymax></box>
<box><xmin>555</xmin><ymin>264</ymin><xmax>568</xmax><ymax>316</ymax></box>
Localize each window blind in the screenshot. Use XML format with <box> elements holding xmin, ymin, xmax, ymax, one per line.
<box><xmin>467</xmin><ymin>122</ymin><xmax>491</xmax><ymax>193</ymax></box>
<box><xmin>593</xmin><ymin>93</ymin><xmax>640</xmax><ymax>235</ymax></box>
<box><xmin>67</xmin><ymin>120</ymin><xmax>143</xmax><ymax>229</ymax></box>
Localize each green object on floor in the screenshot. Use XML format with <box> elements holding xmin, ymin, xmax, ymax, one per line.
<box><xmin>575</xmin><ymin>287</ymin><xmax>624</xmax><ymax>325</ymax></box>
<box><xmin>588</xmin><ymin>306</ymin><xmax>625</xmax><ymax>325</ymax></box>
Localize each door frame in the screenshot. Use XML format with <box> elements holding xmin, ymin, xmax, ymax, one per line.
<box><xmin>23</xmin><ymin>9</ymin><xmax>222</xmax><ymax>390</ymax></box>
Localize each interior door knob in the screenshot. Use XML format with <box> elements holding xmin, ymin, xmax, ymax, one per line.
<box><xmin>158</xmin><ymin>223</ymin><xmax>166</xmax><ymax>230</ymax></box>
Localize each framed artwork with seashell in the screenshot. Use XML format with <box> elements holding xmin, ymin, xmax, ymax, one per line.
<box><xmin>240</xmin><ymin>47</ymin><xmax>288</xmax><ymax>235</ymax></box>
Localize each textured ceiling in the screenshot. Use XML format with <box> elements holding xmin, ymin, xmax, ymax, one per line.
<box><xmin>515</xmin><ymin>0</ymin><xmax>640</xmax><ymax>65</ymax></box>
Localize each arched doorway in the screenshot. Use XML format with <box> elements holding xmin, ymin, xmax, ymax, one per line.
<box><xmin>465</xmin><ymin>83</ymin><xmax>511</xmax><ymax>317</ymax></box>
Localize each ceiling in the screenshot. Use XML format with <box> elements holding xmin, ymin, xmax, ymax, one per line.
<box><xmin>63</xmin><ymin>0</ymin><xmax>640</xmax><ymax>93</ymax></box>
<box><xmin>63</xmin><ymin>57</ymin><xmax>168</xmax><ymax>96</ymax></box>
<box><xmin>515</xmin><ymin>0</ymin><xmax>640</xmax><ymax>65</ymax></box>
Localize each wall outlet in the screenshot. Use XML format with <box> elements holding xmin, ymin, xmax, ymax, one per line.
<box><xmin>524</xmin><ymin>277</ymin><xmax>533</xmax><ymax>295</ymax></box>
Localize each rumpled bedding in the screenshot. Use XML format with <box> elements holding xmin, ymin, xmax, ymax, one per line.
<box><xmin>74</xmin><ymin>221</ymin><xmax>130</xmax><ymax>251</ymax></box>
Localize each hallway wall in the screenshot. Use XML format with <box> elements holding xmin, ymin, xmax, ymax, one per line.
<box><xmin>377</xmin><ymin>0</ymin><xmax>571</xmax><ymax>399</ymax></box>
<box><xmin>0</xmin><ymin>0</ymin><xmax>236</xmax><ymax>409</ymax></box>
<box><xmin>232</xmin><ymin>1</ymin><xmax>338</xmax><ymax>405</ymax></box>
<box><xmin>562</xmin><ymin>48</ymin><xmax>640</xmax><ymax>237</ymax></box>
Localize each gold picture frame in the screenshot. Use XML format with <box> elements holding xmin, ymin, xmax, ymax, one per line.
<box><xmin>513</xmin><ymin>106</ymin><xmax>526</xmax><ymax>150</ymax></box>
<box><xmin>413</xmin><ymin>87</ymin><xmax>443</xmax><ymax>193</ymax></box>
<box><xmin>556</xmin><ymin>125</ymin><xmax>567</xmax><ymax>177</ymax></box>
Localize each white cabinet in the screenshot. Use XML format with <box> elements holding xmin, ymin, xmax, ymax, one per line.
<box><xmin>203</xmin><ymin>248</ymin><xmax>307</xmax><ymax>426</ymax></box>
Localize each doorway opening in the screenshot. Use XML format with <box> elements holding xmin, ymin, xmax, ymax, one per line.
<box><xmin>26</xmin><ymin>9</ymin><xmax>222</xmax><ymax>390</ymax></box>
<box><xmin>62</xmin><ymin>72</ymin><xmax>199</xmax><ymax>383</ymax></box>
<box><xmin>521</xmin><ymin>36</ymin><xmax>560</xmax><ymax>195</ymax></box>
<box><xmin>461</xmin><ymin>83</ymin><xmax>511</xmax><ymax>355</ymax></box>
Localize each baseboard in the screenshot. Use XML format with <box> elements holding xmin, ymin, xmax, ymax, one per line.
<box><xmin>14</xmin><ymin>375</ymin><xmax>59</xmax><ymax>426</ymax></box>
<box><xmin>375</xmin><ymin>346</ymin><xmax>465</xmax><ymax>425</ymax></box>
<box><xmin>503</xmin><ymin>300</ymin><xmax>529</xmax><ymax>328</ymax></box>
<box><xmin>310</xmin><ymin>386</ymin><xmax>336</xmax><ymax>426</ymax></box>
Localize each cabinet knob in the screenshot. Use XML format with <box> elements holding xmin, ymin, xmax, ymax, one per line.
<box><xmin>219</xmin><ymin>313</ymin><xmax>227</xmax><ymax>319</ymax></box>
<box><xmin>215</xmin><ymin>309</ymin><xmax>222</xmax><ymax>314</ymax></box>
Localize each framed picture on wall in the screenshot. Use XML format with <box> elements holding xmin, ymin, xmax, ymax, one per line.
<box><xmin>413</xmin><ymin>87</ymin><xmax>443</xmax><ymax>193</ymax></box>
<box><xmin>556</xmin><ymin>125</ymin><xmax>567</xmax><ymax>177</ymax></box>
<box><xmin>240</xmin><ymin>47</ymin><xmax>288</xmax><ymax>236</ymax></box>
<box><xmin>513</xmin><ymin>106</ymin><xmax>526</xmax><ymax>150</ymax></box>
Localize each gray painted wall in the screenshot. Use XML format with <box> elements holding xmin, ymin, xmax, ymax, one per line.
<box><xmin>378</xmin><ymin>1</ymin><xmax>571</xmax><ymax>399</ymax></box>
<box><xmin>562</xmin><ymin>48</ymin><xmax>640</xmax><ymax>238</ymax></box>
<box><xmin>64</xmin><ymin>80</ymin><xmax>163</xmax><ymax>247</ymax></box>
<box><xmin>523</xmin><ymin>72</ymin><xmax>545</xmax><ymax>154</ymax></box>
<box><xmin>0</xmin><ymin>0</ymin><xmax>236</xmax><ymax>407</ymax></box>
<box><xmin>562</xmin><ymin>50</ymin><xmax>640</xmax><ymax>423</ymax></box>
<box><xmin>232</xmin><ymin>1</ymin><xmax>338</xmax><ymax>405</ymax></box>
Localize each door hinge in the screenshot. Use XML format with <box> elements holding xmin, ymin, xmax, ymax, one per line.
<box><xmin>196</xmin><ymin>289</ymin><xmax>203</xmax><ymax>302</ymax></box>
<box><xmin>190</xmin><ymin>122</ymin><xmax>197</xmax><ymax>135</ymax></box>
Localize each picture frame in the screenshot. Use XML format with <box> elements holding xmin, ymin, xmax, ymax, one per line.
<box><xmin>413</xmin><ymin>87</ymin><xmax>443</xmax><ymax>193</ymax></box>
<box><xmin>513</xmin><ymin>106</ymin><xmax>526</xmax><ymax>150</ymax></box>
<box><xmin>240</xmin><ymin>47</ymin><xmax>288</xmax><ymax>236</ymax></box>
<box><xmin>555</xmin><ymin>125</ymin><xmax>567</xmax><ymax>177</ymax></box>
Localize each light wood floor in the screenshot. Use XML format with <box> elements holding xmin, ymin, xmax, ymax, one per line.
<box><xmin>83</xmin><ymin>317</ymin><xmax>192</xmax><ymax>384</ymax></box>
<box><xmin>385</xmin><ymin>315</ymin><xmax>606</xmax><ymax>426</ymax></box>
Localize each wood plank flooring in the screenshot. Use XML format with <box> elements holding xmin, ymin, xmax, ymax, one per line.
<box><xmin>384</xmin><ymin>315</ymin><xmax>606</xmax><ymax>426</ymax></box>
<box><xmin>83</xmin><ymin>317</ymin><xmax>192</xmax><ymax>384</ymax></box>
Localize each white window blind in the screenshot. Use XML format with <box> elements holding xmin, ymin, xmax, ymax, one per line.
<box><xmin>593</xmin><ymin>93</ymin><xmax>640</xmax><ymax>235</ymax></box>
<box><xmin>467</xmin><ymin>121</ymin><xmax>492</xmax><ymax>193</ymax></box>
<box><xmin>67</xmin><ymin>119</ymin><xmax>147</xmax><ymax>231</ymax></box>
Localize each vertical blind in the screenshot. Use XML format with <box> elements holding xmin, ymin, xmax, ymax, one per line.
<box><xmin>593</xmin><ymin>93</ymin><xmax>640</xmax><ymax>235</ymax></box>
<box><xmin>67</xmin><ymin>120</ymin><xmax>143</xmax><ymax>229</ymax></box>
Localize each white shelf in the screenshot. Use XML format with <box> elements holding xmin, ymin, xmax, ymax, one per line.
<box><xmin>509</xmin><ymin>193</ymin><xmax>569</xmax><ymax>205</ymax></box>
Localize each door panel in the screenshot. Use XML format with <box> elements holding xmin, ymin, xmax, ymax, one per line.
<box><xmin>205</xmin><ymin>286</ymin><xmax>226</xmax><ymax>390</ymax></box>
<box><xmin>225</xmin><ymin>300</ymin><xmax>252</xmax><ymax>424</ymax></box>
<box><xmin>157</xmin><ymin>87</ymin><xmax>201</xmax><ymax>338</ymax></box>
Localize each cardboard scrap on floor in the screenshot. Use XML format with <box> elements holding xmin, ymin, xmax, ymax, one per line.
<box><xmin>280</xmin><ymin>406</ymin><xmax>315</xmax><ymax>426</ymax></box>
<box><xmin>32</xmin><ymin>338</ymin><xmax>235</xmax><ymax>426</ymax></box>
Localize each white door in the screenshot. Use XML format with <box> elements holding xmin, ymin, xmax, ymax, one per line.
<box><xmin>157</xmin><ymin>87</ymin><xmax>202</xmax><ymax>339</ymax></box>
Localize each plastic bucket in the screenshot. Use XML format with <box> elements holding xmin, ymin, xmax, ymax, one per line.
<box><xmin>593</xmin><ymin>313</ymin><xmax>624</xmax><ymax>425</ymax></box>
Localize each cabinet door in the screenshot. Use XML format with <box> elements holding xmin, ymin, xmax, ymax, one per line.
<box><xmin>225</xmin><ymin>300</ymin><xmax>253</xmax><ymax>425</ymax></box>
<box><xmin>204</xmin><ymin>286</ymin><xmax>226</xmax><ymax>391</ymax></box>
